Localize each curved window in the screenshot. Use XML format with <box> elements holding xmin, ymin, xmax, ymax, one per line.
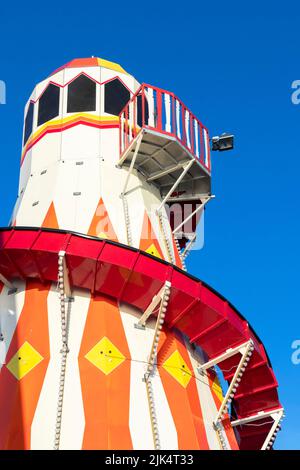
<box><xmin>23</xmin><ymin>102</ymin><xmax>34</xmax><ymax>145</ymax></box>
<box><xmin>38</xmin><ymin>83</ymin><xmax>60</xmax><ymax>126</ymax></box>
<box><xmin>67</xmin><ymin>75</ymin><xmax>96</xmax><ymax>112</ymax></box>
<box><xmin>104</xmin><ymin>78</ymin><xmax>130</xmax><ymax>116</ymax></box>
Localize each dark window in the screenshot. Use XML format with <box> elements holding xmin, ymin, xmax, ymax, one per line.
<box><xmin>67</xmin><ymin>74</ymin><xmax>96</xmax><ymax>112</ymax></box>
<box><xmin>137</xmin><ymin>94</ymin><xmax>149</xmax><ymax>127</ymax></box>
<box><xmin>104</xmin><ymin>78</ymin><xmax>130</xmax><ymax>116</ymax></box>
<box><xmin>37</xmin><ymin>84</ymin><xmax>60</xmax><ymax>126</ymax></box>
<box><xmin>23</xmin><ymin>102</ymin><xmax>34</xmax><ymax>145</ymax></box>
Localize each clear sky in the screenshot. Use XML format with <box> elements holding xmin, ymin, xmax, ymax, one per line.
<box><xmin>0</xmin><ymin>0</ymin><xmax>299</xmax><ymax>450</ymax></box>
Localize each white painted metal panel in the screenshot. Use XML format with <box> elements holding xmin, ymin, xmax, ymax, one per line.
<box><xmin>59</xmin><ymin>289</ymin><xmax>90</xmax><ymax>450</ymax></box>
<box><xmin>0</xmin><ymin>281</ymin><xmax>25</xmax><ymax>367</ymax></box>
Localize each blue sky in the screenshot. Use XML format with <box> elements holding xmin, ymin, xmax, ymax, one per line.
<box><xmin>0</xmin><ymin>0</ymin><xmax>299</xmax><ymax>450</ymax></box>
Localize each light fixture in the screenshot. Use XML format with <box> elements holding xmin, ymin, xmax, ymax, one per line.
<box><xmin>212</xmin><ymin>133</ymin><xmax>234</xmax><ymax>151</ymax></box>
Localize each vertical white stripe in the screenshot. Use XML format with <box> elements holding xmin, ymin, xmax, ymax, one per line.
<box><xmin>147</xmin><ymin>88</ymin><xmax>155</xmax><ymax>128</ymax></box>
<box><xmin>203</xmin><ymin>128</ymin><xmax>209</xmax><ymax>165</ymax></box>
<box><xmin>164</xmin><ymin>94</ymin><xmax>171</xmax><ymax>133</ymax></box>
<box><xmin>186</xmin><ymin>342</ymin><xmax>230</xmax><ymax>450</ymax></box>
<box><xmin>185</xmin><ymin>110</ymin><xmax>191</xmax><ymax>148</ymax></box>
<box><xmin>175</xmin><ymin>100</ymin><xmax>181</xmax><ymax>139</ymax></box>
<box><xmin>59</xmin><ymin>288</ymin><xmax>90</xmax><ymax>449</ymax></box>
<box><xmin>120</xmin><ymin>304</ymin><xmax>178</xmax><ymax>450</ymax></box>
<box><xmin>31</xmin><ymin>283</ymin><xmax>62</xmax><ymax>449</ymax></box>
<box><xmin>0</xmin><ymin>280</ymin><xmax>25</xmax><ymax>367</ymax></box>
<box><xmin>121</xmin><ymin>113</ymin><xmax>125</xmax><ymax>152</ymax></box>
<box><xmin>194</xmin><ymin>120</ymin><xmax>199</xmax><ymax>158</ymax></box>
<box><xmin>31</xmin><ymin>286</ymin><xmax>90</xmax><ymax>449</ymax></box>
<box><xmin>128</xmin><ymin>101</ymin><xmax>133</xmax><ymax>143</ymax></box>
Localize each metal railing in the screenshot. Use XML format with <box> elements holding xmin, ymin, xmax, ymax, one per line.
<box><xmin>119</xmin><ymin>83</ymin><xmax>211</xmax><ymax>172</ymax></box>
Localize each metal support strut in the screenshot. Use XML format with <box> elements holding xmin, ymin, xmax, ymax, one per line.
<box><xmin>54</xmin><ymin>251</ymin><xmax>72</xmax><ymax>450</ymax></box>
<box><xmin>0</xmin><ymin>273</ymin><xmax>15</xmax><ymax>290</ymax></box>
<box><xmin>181</xmin><ymin>233</ymin><xmax>196</xmax><ymax>260</ymax></box>
<box><xmin>199</xmin><ymin>340</ymin><xmax>254</xmax><ymax>449</ymax></box>
<box><xmin>174</xmin><ymin>236</ymin><xmax>187</xmax><ymax>270</ymax></box>
<box><xmin>143</xmin><ymin>281</ymin><xmax>171</xmax><ymax>450</ymax></box>
<box><xmin>172</xmin><ymin>195</ymin><xmax>214</xmax><ymax>235</ymax></box>
<box><xmin>137</xmin><ymin>281</ymin><xmax>171</xmax><ymax>328</ymax></box>
<box><xmin>158</xmin><ymin>211</ymin><xmax>175</xmax><ymax>264</ymax></box>
<box><xmin>213</xmin><ymin>340</ymin><xmax>254</xmax><ymax>424</ymax></box>
<box><xmin>260</xmin><ymin>408</ymin><xmax>284</xmax><ymax>450</ymax></box>
<box><xmin>231</xmin><ymin>408</ymin><xmax>284</xmax><ymax>450</ymax></box>
<box><xmin>120</xmin><ymin>132</ymin><xmax>143</xmax><ymax>247</ymax></box>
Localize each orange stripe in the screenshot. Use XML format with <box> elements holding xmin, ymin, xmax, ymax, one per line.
<box><xmin>140</xmin><ymin>212</ymin><xmax>164</xmax><ymax>258</ymax></box>
<box><xmin>79</xmin><ymin>295</ymin><xmax>132</xmax><ymax>449</ymax></box>
<box><xmin>42</xmin><ymin>202</ymin><xmax>59</xmax><ymax>229</ymax></box>
<box><xmin>0</xmin><ymin>280</ymin><xmax>50</xmax><ymax>449</ymax></box>
<box><xmin>88</xmin><ymin>198</ymin><xmax>118</xmax><ymax>241</ymax></box>
<box><xmin>207</xmin><ymin>370</ymin><xmax>239</xmax><ymax>449</ymax></box>
<box><xmin>157</xmin><ymin>330</ymin><xmax>209</xmax><ymax>449</ymax></box>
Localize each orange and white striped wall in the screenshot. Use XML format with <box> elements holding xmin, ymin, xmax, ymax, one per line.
<box><xmin>0</xmin><ymin>280</ymin><xmax>238</xmax><ymax>450</ymax></box>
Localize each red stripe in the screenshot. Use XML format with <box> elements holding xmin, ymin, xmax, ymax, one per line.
<box><xmin>21</xmin><ymin>120</ymin><xmax>119</xmax><ymax>166</ymax></box>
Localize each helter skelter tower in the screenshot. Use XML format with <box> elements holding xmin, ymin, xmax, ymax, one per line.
<box><xmin>0</xmin><ymin>57</ymin><xmax>283</xmax><ymax>450</ymax></box>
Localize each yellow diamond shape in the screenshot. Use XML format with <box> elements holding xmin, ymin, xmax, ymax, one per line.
<box><xmin>6</xmin><ymin>341</ymin><xmax>44</xmax><ymax>380</ymax></box>
<box><xmin>162</xmin><ymin>350</ymin><xmax>192</xmax><ymax>388</ymax></box>
<box><xmin>145</xmin><ymin>243</ymin><xmax>161</xmax><ymax>259</ymax></box>
<box><xmin>85</xmin><ymin>336</ymin><xmax>125</xmax><ymax>375</ymax></box>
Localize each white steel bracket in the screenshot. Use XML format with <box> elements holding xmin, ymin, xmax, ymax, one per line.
<box><xmin>0</xmin><ymin>273</ymin><xmax>15</xmax><ymax>291</ymax></box>
<box><xmin>58</xmin><ymin>251</ymin><xmax>72</xmax><ymax>299</ymax></box>
<box><xmin>261</xmin><ymin>409</ymin><xmax>284</xmax><ymax>450</ymax></box>
<box><xmin>143</xmin><ymin>281</ymin><xmax>171</xmax><ymax>450</ymax></box>
<box><xmin>181</xmin><ymin>233</ymin><xmax>196</xmax><ymax>259</ymax></box>
<box><xmin>136</xmin><ymin>281</ymin><xmax>171</xmax><ymax>328</ymax></box>
<box><xmin>231</xmin><ymin>407</ymin><xmax>284</xmax><ymax>451</ymax></box>
<box><xmin>156</xmin><ymin>160</ymin><xmax>194</xmax><ymax>214</ymax></box>
<box><xmin>144</xmin><ymin>282</ymin><xmax>171</xmax><ymax>381</ymax></box>
<box><xmin>120</xmin><ymin>131</ymin><xmax>143</xmax><ymax>198</ymax></box>
<box><xmin>208</xmin><ymin>340</ymin><xmax>254</xmax><ymax>425</ymax></box>
<box><xmin>172</xmin><ymin>195</ymin><xmax>214</xmax><ymax>235</ymax></box>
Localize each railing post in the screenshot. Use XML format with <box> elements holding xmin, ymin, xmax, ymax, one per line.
<box><xmin>171</xmin><ymin>95</ymin><xmax>176</xmax><ymax>135</ymax></box>
<box><xmin>165</xmin><ymin>93</ymin><xmax>171</xmax><ymax>133</ymax></box>
<box><xmin>133</xmin><ymin>97</ymin><xmax>136</xmax><ymax>138</ymax></box>
<box><xmin>148</xmin><ymin>87</ymin><xmax>155</xmax><ymax>128</ymax></box>
<box><xmin>203</xmin><ymin>127</ymin><xmax>210</xmax><ymax>170</ymax></box>
<box><xmin>190</xmin><ymin>115</ymin><xmax>195</xmax><ymax>154</ymax></box>
<box><xmin>194</xmin><ymin>120</ymin><xmax>199</xmax><ymax>160</ymax></box>
<box><xmin>142</xmin><ymin>84</ymin><xmax>146</xmax><ymax>127</ymax></box>
<box><xmin>199</xmin><ymin>124</ymin><xmax>204</xmax><ymax>165</ymax></box>
<box><xmin>119</xmin><ymin>112</ymin><xmax>123</xmax><ymax>154</ymax></box>
<box><xmin>156</xmin><ymin>90</ymin><xmax>162</xmax><ymax>131</ymax></box>
<box><xmin>128</xmin><ymin>101</ymin><xmax>133</xmax><ymax>143</ymax></box>
<box><xmin>181</xmin><ymin>104</ymin><xmax>186</xmax><ymax>145</ymax></box>
<box><xmin>176</xmin><ymin>99</ymin><xmax>181</xmax><ymax>139</ymax></box>
<box><xmin>185</xmin><ymin>109</ymin><xmax>190</xmax><ymax>149</ymax></box>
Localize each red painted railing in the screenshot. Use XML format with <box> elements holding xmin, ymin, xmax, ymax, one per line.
<box><xmin>119</xmin><ymin>84</ymin><xmax>211</xmax><ymax>172</ymax></box>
